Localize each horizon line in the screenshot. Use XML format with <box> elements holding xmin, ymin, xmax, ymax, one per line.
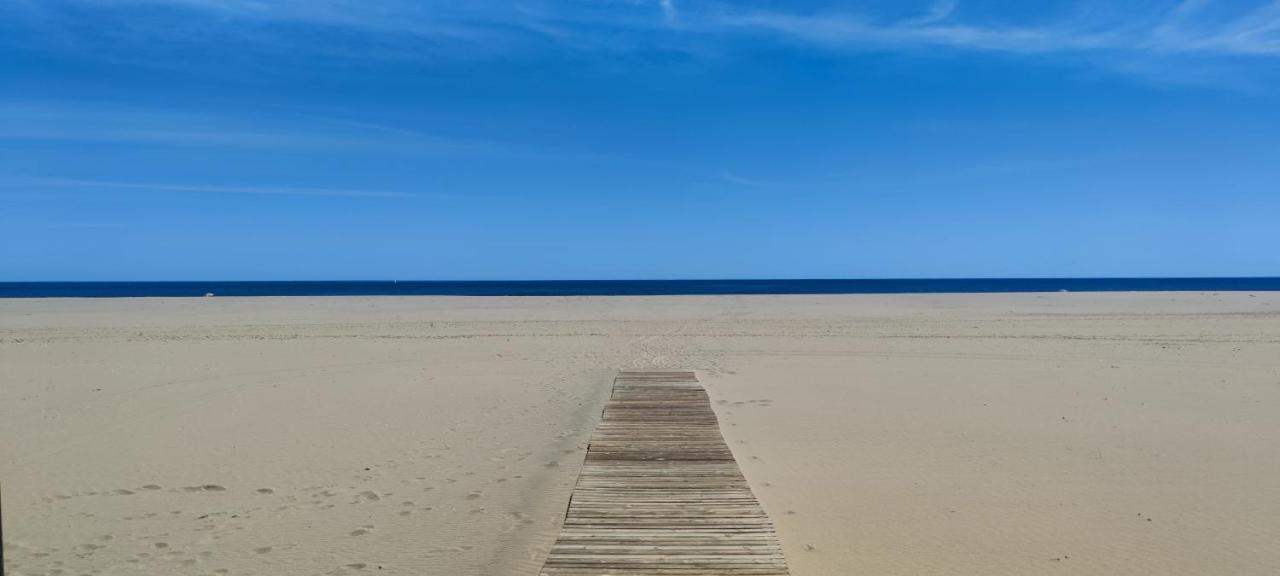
<box><xmin>3</xmin><ymin>276</ymin><xmax>1279</xmax><ymax>284</ymax></box>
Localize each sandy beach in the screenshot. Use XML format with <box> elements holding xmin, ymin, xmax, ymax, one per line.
<box><xmin>2</xmin><ymin>292</ymin><xmax>1279</xmax><ymax>575</ymax></box>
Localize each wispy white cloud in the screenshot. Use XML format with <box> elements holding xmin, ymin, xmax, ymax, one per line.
<box><xmin>1</xmin><ymin>100</ymin><xmax>520</xmax><ymax>155</ymax></box>
<box><xmin>706</xmin><ymin>1</ymin><xmax>1280</xmax><ymax>57</ymax></box>
<box><xmin>8</xmin><ymin>177</ymin><xmax>443</xmax><ymax>199</ymax></box>
<box><xmin>660</xmin><ymin>0</ymin><xmax>678</xmax><ymax>24</ymax></box>
<box><xmin>0</xmin><ymin>99</ymin><xmax>670</xmax><ymax>174</ymax></box>
<box><xmin>5</xmin><ymin>0</ymin><xmax>1280</xmax><ymax>87</ymax></box>
<box><xmin>29</xmin><ymin>0</ymin><xmax>1279</xmax><ymax>59</ymax></box>
<box><xmin>1146</xmin><ymin>0</ymin><xmax>1280</xmax><ymax>56</ymax></box>
<box><xmin>0</xmin><ymin>126</ymin><xmax>370</xmax><ymax>149</ymax></box>
<box><xmin>902</xmin><ymin>0</ymin><xmax>957</xmax><ymax>27</ymax></box>
<box><xmin>710</xmin><ymin>10</ymin><xmax>1116</xmax><ymax>54</ymax></box>
<box><xmin>0</xmin><ymin>101</ymin><xmax>386</xmax><ymax>150</ymax></box>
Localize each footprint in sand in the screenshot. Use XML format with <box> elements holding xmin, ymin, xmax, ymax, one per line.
<box><xmin>346</xmin><ymin>563</ymin><xmax>368</xmax><ymax>570</ymax></box>
<box><xmin>254</xmin><ymin>546</ymin><xmax>273</xmax><ymax>554</ymax></box>
<box><xmin>359</xmin><ymin>491</ymin><xmax>380</xmax><ymax>501</ymax></box>
<box><xmin>141</xmin><ymin>484</ymin><xmax>163</xmax><ymax>491</ymax></box>
<box><xmin>349</xmin><ymin>529</ymin><xmax>369</xmax><ymax>537</ymax></box>
<box><xmin>114</xmin><ymin>489</ymin><xmax>135</xmax><ymax>496</ymax></box>
<box><xmin>465</xmin><ymin>492</ymin><xmax>482</xmax><ymax>500</ymax></box>
<box><xmin>255</xmin><ymin>488</ymin><xmax>275</xmax><ymax>494</ymax></box>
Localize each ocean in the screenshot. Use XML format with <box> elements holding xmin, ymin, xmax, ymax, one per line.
<box><xmin>2</xmin><ymin>278</ymin><xmax>1279</xmax><ymax>298</ymax></box>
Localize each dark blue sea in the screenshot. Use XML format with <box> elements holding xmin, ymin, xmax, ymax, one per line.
<box><xmin>1</xmin><ymin>278</ymin><xmax>1278</xmax><ymax>298</ymax></box>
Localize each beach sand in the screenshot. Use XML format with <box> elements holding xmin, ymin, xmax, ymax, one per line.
<box><xmin>2</xmin><ymin>293</ymin><xmax>1278</xmax><ymax>575</ymax></box>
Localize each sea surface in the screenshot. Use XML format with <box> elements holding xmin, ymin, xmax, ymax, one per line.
<box><xmin>2</xmin><ymin>278</ymin><xmax>1279</xmax><ymax>298</ymax></box>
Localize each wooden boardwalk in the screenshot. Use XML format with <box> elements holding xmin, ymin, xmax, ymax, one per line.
<box><xmin>540</xmin><ymin>371</ymin><xmax>789</xmax><ymax>576</ymax></box>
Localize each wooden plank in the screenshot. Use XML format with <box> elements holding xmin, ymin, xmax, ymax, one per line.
<box><xmin>540</xmin><ymin>371</ymin><xmax>790</xmax><ymax>576</ymax></box>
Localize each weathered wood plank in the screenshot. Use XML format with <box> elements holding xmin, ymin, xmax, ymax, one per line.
<box><xmin>540</xmin><ymin>371</ymin><xmax>789</xmax><ymax>576</ymax></box>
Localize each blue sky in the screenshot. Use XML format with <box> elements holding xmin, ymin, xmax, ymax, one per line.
<box><xmin>2</xmin><ymin>0</ymin><xmax>1278</xmax><ymax>280</ymax></box>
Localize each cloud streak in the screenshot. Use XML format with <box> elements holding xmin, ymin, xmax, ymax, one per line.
<box><xmin>711</xmin><ymin>11</ymin><xmax>1114</xmax><ymax>54</ymax></box>
<box><xmin>0</xmin><ymin>100</ymin><xmax>550</xmax><ymax>157</ymax></box>
<box><xmin>4</xmin><ymin>0</ymin><xmax>1279</xmax><ymax>92</ymax></box>
<box><xmin>660</xmin><ymin>0</ymin><xmax>678</xmax><ymax>24</ymax></box>
<box><xmin>19</xmin><ymin>0</ymin><xmax>1276</xmax><ymax>58</ymax></box>
<box><xmin>8</xmin><ymin>178</ymin><xmax>443</xmax><ymax>200</ymax></box>
<box><xmin>1146</xmin><ymin>0</ymin><xmax>1280</xmax><ymax>56</ymax></box>
<box><xmin>707</xmin><ymin>1</ymin><xmax>1280</xmax><ymax>57</ymax></box>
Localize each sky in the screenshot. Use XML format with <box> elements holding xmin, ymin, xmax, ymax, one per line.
<box><xmin>2</xmin><ymin>0</ymin><xmax>1279</xmax><ymax>281</ymax></box>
